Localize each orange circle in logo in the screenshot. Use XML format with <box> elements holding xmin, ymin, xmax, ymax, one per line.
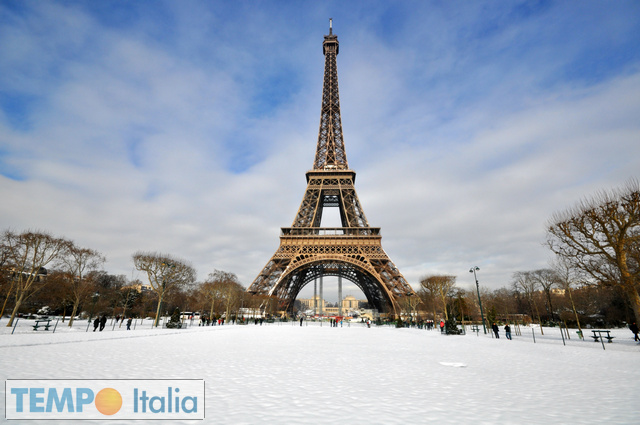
<box><xmin>95</xmin><ymin>388</ymin><xmax>122</xmax><ymax>415</ymax></box>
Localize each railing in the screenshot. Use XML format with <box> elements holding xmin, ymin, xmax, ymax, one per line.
<box><xmin>281</xmin><ymin>227</ymin><xmax>380</xmax><ymax>236</ymax></box>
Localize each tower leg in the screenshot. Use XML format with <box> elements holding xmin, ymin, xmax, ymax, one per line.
<box><xmin>319</xmin><ymin>274</ymin><xmax>323</xmax><ymax>316</ymax></box>
<box><xmin>313</xmin><ymin>278</ymin><xmax>317</xmax><ymax>316</ymax></box>
<box><xmin>338</xmin><ymin>272</ymin><xmax>343</xmax><ymax>317</ymax></box>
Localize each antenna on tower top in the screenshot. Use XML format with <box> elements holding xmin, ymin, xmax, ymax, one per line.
<box><xmin>329</xmin><ymin>18</ymin><xmax>333</xmax><ymax>35</ymax></box>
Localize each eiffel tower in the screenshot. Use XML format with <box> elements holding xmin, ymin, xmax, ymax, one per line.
<box><xmin>247</xmin><ymin>21</ymin><xmax>414</xmax><ymax>318</ymax></box>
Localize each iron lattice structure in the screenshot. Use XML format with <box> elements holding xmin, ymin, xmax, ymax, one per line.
<box><xmin>248</xmin><ymin>23</ymin><xmax>414</xmax><ymax>317</ymax></box>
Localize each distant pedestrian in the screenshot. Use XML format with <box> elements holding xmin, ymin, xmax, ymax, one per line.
<box><xmin>99</xmin><ymin>315</ymin><xmax>107</xmax><ymax>331</ymax></box>
<box><xmin>629</xmin><ymin>322</ymin><xmax>639</xmax><ymax>342</ymax></box>
<box><xmin>126</xmin><ymin>317</ymin><xmax>132</xmax><ymax>330</ymax></box>
<box><xmin>300</xmin><ymin>317</ymin><xmax>303</xmax><ymax>327</ymax></box>
<box><xmin>93</xmin><ymin>317</ymin><xmax>99</xmax><ymax>332</ymax></box>
<box><xmin>492</xmin><ymin>323</ymin><xmax>500</xmax><ymax>339</ymax></box>
<box><xmin>504</xmin><ymin>324</ymin><xmax>512</xmax><ymax>340</ymax></box>
<box><xmin>440</xmin><ymin>320</ymin><xmax>445</xmax><ymax>333</ymax></box>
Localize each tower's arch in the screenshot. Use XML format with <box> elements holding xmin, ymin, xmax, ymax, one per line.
<box><xmin>269</xmin><ymin>258</ymin><xmax>395</xmax><ymax>314</ymax></box>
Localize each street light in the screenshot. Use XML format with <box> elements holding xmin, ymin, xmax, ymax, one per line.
<box><xmin>469</xmin><ymin>266</ymin><xmax>487</xmax><ymax>334</ymax></box>
<box><xmin>89</xmin><ymin>291</ymin><xmax>100</xmax><ymax>322</ymax></box>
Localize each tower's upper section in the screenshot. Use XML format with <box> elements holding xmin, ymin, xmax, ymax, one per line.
<box><xmin>313</xmin><ymin>19</ymin><xmax>349</xmax><ymax>171</ymax></box>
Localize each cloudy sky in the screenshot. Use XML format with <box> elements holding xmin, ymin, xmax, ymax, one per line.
<box><xmin>1</xmin><ymin>1</ymin><xmax>639</xmax><ymax>301</ymax></box>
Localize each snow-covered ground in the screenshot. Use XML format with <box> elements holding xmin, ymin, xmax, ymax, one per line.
<box><xmin>1</xmin><ymin>318</ymin><xmax>639</xmax><ymax>424</ymax></box>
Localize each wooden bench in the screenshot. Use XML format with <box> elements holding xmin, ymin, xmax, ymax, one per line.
<box><xmin>32</xmin><ymin>319</ymin><xmax>52</xmax><ymax>331</ymax></box>
<box><xmin>591</xmin><ymin>330</ymin><xmax>615</xmax><ymax>343</ymax></box>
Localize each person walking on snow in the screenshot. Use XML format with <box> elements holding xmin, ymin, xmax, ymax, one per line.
<box><xmin>504</xmin><ymin>324</ymin><xmax>512</xmax><ymax>340</ymax></box>
<box><xmin>492</xmin><ymin>323</ymin><xmax>500</xmax><ymax>338</ymax></box>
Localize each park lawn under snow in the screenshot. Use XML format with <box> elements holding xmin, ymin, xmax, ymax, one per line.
<box><xmin>1</xmin><ymin>318</ymin><xmax>639</xmax><ymax>424</ymax></box>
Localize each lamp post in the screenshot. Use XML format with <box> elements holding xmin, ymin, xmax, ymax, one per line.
<box><xmin>89</xmin><ymin>292</ymin><xmax>100</xmax><ymax>322</ymax></box>
<box><xmin>469</xmin><ymin>266</ymin><xmax>487</xmax><ymax>334</ymax></box>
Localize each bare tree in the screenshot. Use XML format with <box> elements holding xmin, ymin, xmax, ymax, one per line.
<box><xmin>397</xmin><ymin>294</ymin><xmax>418</xmax><ymax>322</ymax></box>
<box><xmin>0</xmin><ymin>244</ymin><xmax>10</xmax><ymax>306</ymax></box>
<box><xmin>255</xmin><ymin>294</ymin><xmax>279</xmax><ymax>318</ymax></box>
<box><xmin>218</xmin><ymin>274</ymin><xmax>244</xmax><ymax>320</ymax></box>
<box><xmin>2</xmin><ymin>230</ymin><xmax>69</xmax><ymax>326</ymax></box>
<box><xmin>547</xmin><ymin>180</ymin><xmax>640</xmax><ymax>324</ymax></box>
<box><xmin>530</xmin><ymin>269</ymin><xmax>561</xmax><ymax>321</ymax></box>
<box><xmin>511</xmin><ymin>271</ymin><xmax>544</xmax><ymax>334</ymax></box>
<box><xmin>552</xmin><ymin>257</ymin><xmax>584</xmax><ymax>334</ymax></box>
<box><xmin>1</xmin><ymin>240</ymin><xmax>16</xmax><ymax>319</ymax></box>
<box><xmin>408</xmin><ymin>293</ymin><xmax>422</xmax><ymax>321</ymax></box>
<box><xmin>117</xmin><ymin>281</ymin><xmax>140</xmax><ymax>325</ymax></box>
<box><xmin>448</xmin><ymin>287</ymin><xmax>469</xmax><ymax>324</ymax></box>
<box><xmin>59</xmin><ymin>244</ymin><xmax>105</xmax><ymax>327</ymax></box>
<box><xmin>420</xmin><ymin>275</ymin><xmax>456</xmax><ymax>321</ymax></box>
<box><xmin>416</xmin><ymin>288</ymin><xmax>435</xmax><ymax>321</ymax></box>
<box><xmin>419</xmin><ymin>279</ymin><xmax>438</xmax><ymax>321</ymax></box>
<box><xmin>201</xmin><ymin>269</ymin><xmax>239</xmax><ymax>320</ymax></box>
<box><xmin>132</xmin><ymin>252</ymin><xmax>196</xmax><ymax>327</ymax></box>
<box><xmin>485</xmin><ymin>287</ymin><xmax>517</xmax><ymax>323</ymax></box>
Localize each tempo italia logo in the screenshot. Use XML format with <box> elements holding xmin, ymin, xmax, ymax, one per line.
<box><xmin>5</xmin><ymin>379</ymin><xmax>205</xmax><ymax>420</ymax></box>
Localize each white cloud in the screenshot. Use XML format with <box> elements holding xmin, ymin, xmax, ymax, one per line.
<box><xmin>1</xmin><ymin>1</ymin><xmax>639</xmax><ymax>303</ymax></box>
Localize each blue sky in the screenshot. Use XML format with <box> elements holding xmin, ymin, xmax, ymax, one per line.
<box><xmin>1</xmin><ymin>1</ymin><xmax>639</xmax><ymax>301</ymax></box>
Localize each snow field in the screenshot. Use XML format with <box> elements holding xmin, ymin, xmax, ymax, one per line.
<box><xmin>1</xmin><ymin>320</ymin><xmax>638</xmax><ymax>424</ymax></box>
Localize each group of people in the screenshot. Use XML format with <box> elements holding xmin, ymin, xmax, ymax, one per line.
<box><xmin>491</xmin><ymin>322</ymin><xmax>640</xmax><ymax>342</ymax></box>
<box><xmin>88</xmin><ymin>313</ymin><xmax>640</xmax><ymax>342</ymax></box>
<box><xmin>92</xmin><ymin>315</ymin><xmax>133</xmax><ymax>331</ymax></box>
<box><xmin>92</xmin><ymin>315</ymin><xmax>107</xmax><ymax>332</ymax></box>
<box><xmin>490</xmin><ymin>322</ymin><xmax>640</xmax><ymax>342</ymax></box>
<box><xmin>491</xmin><ymin>323</ymin><xmax>512</xmax><ymax>340</ymax></box>
<box><xmin>298</xmin><ymin>317</ymin><xmax>346</xmax><ymax>327</ymax></box>
<box><xmin>423</xmin><ymin>320</ymin><xmax>436</xmax><ymax>330</ymax></box>
<box><xmin>199</xmin><ymin>317</ymin><xmax>228</xmax><ymax>326</ymax></box>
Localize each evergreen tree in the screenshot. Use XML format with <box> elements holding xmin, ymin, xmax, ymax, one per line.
<box><xmin>444</xmin><ymin>317</ymin><xmax>462</xmax><ymax>335</ymax></box>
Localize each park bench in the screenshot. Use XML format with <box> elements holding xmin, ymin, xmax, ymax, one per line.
<box><xmin>32</xmin><ymin>319</ymin><xmax>52</xmax><ymax>331</ymax></box>
<box><xmin>470</xmin><ymin>325</ymin><xmax>480</xmax><ymax>334</ymax></box>
<box><xmin>591</xmin><ymin>330</ymin><xmax>615</xmax><ymax>343</ymax></box>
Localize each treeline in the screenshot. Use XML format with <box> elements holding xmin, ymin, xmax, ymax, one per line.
<box><xmin>411</xmin><ymin>269</ymin><xmax>633</xmax><ymax>329</ymax></box>
<box><xmin>0</xmin><ymin>231</ymin><xmax>279</xmax><ymax>327</ymax></box>
<box><xmin>2</xmin><ymin>180</ymin><xmax>638</xmax><ymax>328</ymax></box>
<box><xmin>411</xmin><ymin>179</ymin><xmax>640</xmax><ymax>329</ymax></box>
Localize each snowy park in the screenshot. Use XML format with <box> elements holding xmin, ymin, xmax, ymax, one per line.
<box><xmin>1</xmin><ymin>318</ymin><xmax>639</xmax><ymax>424</ymax></box>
